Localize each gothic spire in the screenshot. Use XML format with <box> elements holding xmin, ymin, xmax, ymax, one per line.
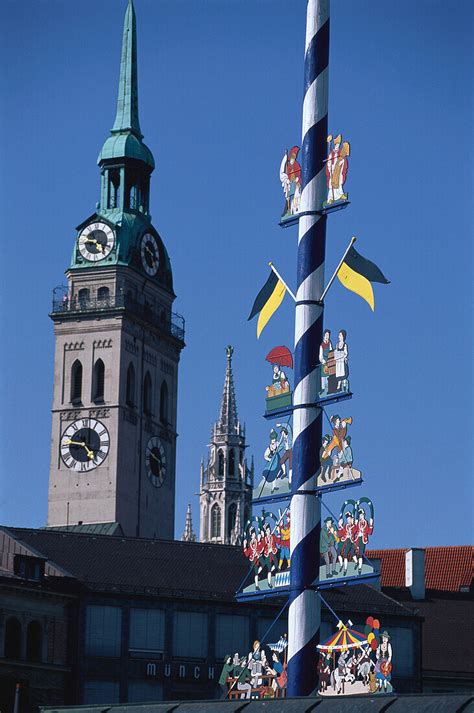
<box><xmin>217</xmin><ymin>346</ymin><xmax>238</xmax><ymax>434</ymax></box>
<box><xmin>112</xmin><ymin>0</ymin><xmax>142</xmax><ymax>138</ymax></box>
<box><xmin>181</xmin><ymin>504</ymin><xmax>196</xmax><ymax>542</ymax></box>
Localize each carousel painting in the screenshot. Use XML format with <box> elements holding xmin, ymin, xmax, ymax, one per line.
<box><xmin>220</xmin><ymin>636</ymin><xmax>288</xmax><ymax>700</ymax></box>
<box><xmin>318</xmin><ymin>498</ymin><xmax>375</xmax><ymax>584</ymax></box>
<box><xmin>317</xmin><ymin>617</ymin><xmax>394</xmax><ymax>696</ymax></box>
<box><xmin>241</xmin><ymin>509</ymin><xmax>291</xmax><ymax>595</ymax></box>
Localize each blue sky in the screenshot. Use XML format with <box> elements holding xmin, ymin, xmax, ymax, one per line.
<box><xmin>0</xmin><ymin>0</ymin><xmax>472</xmax><ymax>549</ymax></box>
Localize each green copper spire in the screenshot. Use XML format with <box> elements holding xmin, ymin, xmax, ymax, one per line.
<box><xmin>98</xmin><ymin>0</ymin><xmax>154</xmax><ymax>169</ymax></box>
<box><xmin>112</xmin><ymin>0</ymin><xmax>141</xmax><ymax>138</ymax></box>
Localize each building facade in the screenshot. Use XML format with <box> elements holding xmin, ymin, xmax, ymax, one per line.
<box><xmin>0</xmin><ymin>527</ymin><xmax>423</xmax><ymax>708</ymax></box>
<box><xmin>199</xmin><ymin>347</ymin><xmax>253</xmax><ymax>545</ymax></box>
<box><xmin>46</xmin><ymin>0</ymin><xmax>184</xmax><ymax>539</ymax></box>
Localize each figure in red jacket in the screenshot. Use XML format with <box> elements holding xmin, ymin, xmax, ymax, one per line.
<box><xmin>353</xmin><ymin>508</ymin><xmax>374</xmax><ymax>574</ymax></box>
<box><xmin>243</xmin><ymin>527</ymin><xmax>264</xmax><ymax>590</ymax></box>
<box><xmin>337</xmin><ymin>511</ymin><xmax>358</xmax><ymax>576</ymax></box>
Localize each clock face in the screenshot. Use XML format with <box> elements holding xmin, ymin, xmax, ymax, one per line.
<box><xmin>140</xmin><ymin>233</ymin><xmax>160</xmax><ymax>276</ymax></box>
<box><xmin>60</xmin><ymin>418</ymin><xmax>110</xmax><ymax>472</ymax></box>
<box><xmin>78</xmin><ymin>222</ymin><xmax>115</xmax><ymax>262</ymax></box>
<box><xmin>145</xmin><ymin>436</ymin><xmax>166</xmax><ymax>487</ymax></box>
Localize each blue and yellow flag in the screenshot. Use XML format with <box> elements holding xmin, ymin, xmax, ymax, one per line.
<box><xmin>248</xmin><ymin>270</ymin><xmax>287</xmax><ymax>338</ymax></box>
<box><xmin>337</xmin><ymin>246</ymin><xmax>390</xmax><ymax>311</ymax></box>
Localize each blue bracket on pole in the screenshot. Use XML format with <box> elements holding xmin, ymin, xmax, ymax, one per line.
<box><xmin>278</xmin><ymin>200</ymin><xmax>350</xmax><ymax>228</ymax></box>
<box><xmin>263</xmin><ymin>391</ymin><xmax>352</xmax><ymax>421</ymax></box>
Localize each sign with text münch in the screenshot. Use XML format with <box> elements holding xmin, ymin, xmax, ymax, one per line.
<box><xmin>144</xmin><ymin>661</ymin><xmax>216</xmax><ymax>681</ymax></box>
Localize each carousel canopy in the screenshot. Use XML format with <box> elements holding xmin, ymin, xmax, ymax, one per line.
<box><xmin>317</xmin><ymin>621</ymin><xmax>367</xmax><ymax>652</ymax></box>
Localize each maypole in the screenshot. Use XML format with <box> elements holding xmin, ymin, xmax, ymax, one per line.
<box><xmin>287</xmin><ymin>0</ymin><xmax>329</xmax><ymax>697</ymax></box>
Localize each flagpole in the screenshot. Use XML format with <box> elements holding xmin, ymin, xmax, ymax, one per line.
<box><xmin>288</xmin><ymin>0</ymin><xmax>329</xmax><ymax>697</ymax></box>
<box><xmin>320</xmin><ymin>235</ymin><xmax>356</xmax><ymax>302</ymax></box>
<box><xmin>269</xmin><ymin>262</ymin><xmax>296</xmax><ymax>302</ymax></box>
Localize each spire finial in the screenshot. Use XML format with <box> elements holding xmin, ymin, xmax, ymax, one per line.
<box><xmin>112</xmin><ymin>0</ymin><xmax>142</xmax><ymax>138</ymax></box>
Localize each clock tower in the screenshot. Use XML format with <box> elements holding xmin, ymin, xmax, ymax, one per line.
<box><xmin>47</xmin><ymin>0</ymin><xmax>184</xmax><ymax>538</ymax></box>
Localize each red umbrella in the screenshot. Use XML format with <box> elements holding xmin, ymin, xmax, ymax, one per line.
<box><xmin>266</xmin><ymin>346</ymin><xmax>293</xmax><ymax>369</ymax></box>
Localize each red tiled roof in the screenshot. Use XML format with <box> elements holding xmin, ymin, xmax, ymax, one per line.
<box><xmin>367</xmin><ymin>546</ymin><xmax>473</xmax><ymax>592</ymax></box>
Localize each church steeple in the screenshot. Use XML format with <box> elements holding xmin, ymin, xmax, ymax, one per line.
<box><xmin>112</xmin><ymin>0</ymin><xmax>142</xmax><ymax>139</ymax></box>
<box><xmin>217</xmin><ymin>346</ymin><xmax>239</xmax><ymax>435</ymax></box>
<box><xmin>199</xmin><ymin>347</ymin><xmax>253</xmax><ymax>545</ymax></box>
<box><xmin>181</xmin><ymin>504</ymin><xmax>196</xmax><ymax>542</ymax></box>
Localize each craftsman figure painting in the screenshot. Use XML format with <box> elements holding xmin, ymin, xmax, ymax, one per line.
<box><xmin>254</xmin><ymin>423</ymin><xmax>292</xmax><ymax>500</ymax></box>
<box><xmin>324</xmin><ymin>134</ymin><xmax>350</xmax><ymax>206</ymax></box>
<box><xmin>265</xmin><ymin>346</ymin><xmax>293</xmax><ymax>413</ymax></box>
<box><xmin>317</xmin><ymin>617</ymin><xmax>394</xmax><ymax>696</ymax></box>
<box><xmin>316</xmin><ymin>415</ymin><xmax>362</xmax><ymax>489</ymax></box>
<box><xmin>318</xmin><ymin>498</ymin><xmax>375</xmax><ymax>583</ymax></box>
<box><xmin>280</xmin><ymin>146</ymin><xmax>302</xmax><ymax>219</ymax></box>
<box><xmin>220</xmin><ymin>637</ymin><xmax>287</xmax><ymax>699</ymax></box>
<box><xmin>318</xmin><ymin>329</ymin><xmax>350</xmax><ymax>398</ymax></box>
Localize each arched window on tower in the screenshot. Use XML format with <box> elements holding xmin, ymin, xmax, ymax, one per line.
<box><xmin>129</xmin><ymin>185</ymin><xmax>138</xmax><ymax>210</ymax></box>
<box><xmin>108</xmin><ymin>170</ymin><xmax>120</xmax><ymax>209</ymax></box>
<box><xmin>211</xmin><ymin>503</ymin><xmax>221</xmax><ymax>539</ymax></box>
<box><xmin>229</xmin><ymin>449</ymin><xmax>235</xmax><ymax>477</ymax></box>
<box><xmin>217</xmin><ymin>449</ymin><xmax>224</xmax><ymax>478</ymax></box>
<box><xmin>160</xmin><ymin>381</ymin><xmax>168</xmax><ymax>424</ymax></box>
<box><xmin>227</xmin><ymin>503</ymin><xmax>237</xmax><ymax>541</ymax></box>
<box><xmin>26</xmin><ymin>621</ymin><xmax>42</xmax><ymax>663</ymax></box>
<box><xmin>143</xmin><ymin>371</ymin><xmax>153</xmax><ymax>415</ymax></box>
<box><xmin>92</xmin><ymin>359</ymin><xmax>105</xmax><ymax>402</ymax></box>
<box><xmin>78</xmin><ymin>288</ymin><xmax>89</xmax><ymax>309</ymax></box>
<box><xmin>71</xmin><ymin>360</ymin><xmax>83</xmax><ymax>403</ymax></box>
<box><xmin>97</xmin><ymin>286</ymin><xmax>110</xmax><ymax>304</ymax></box>
<box><xmin>126</xmin><ymin>363</ymin><xmax>135</xmax><ymax>407</ymax></box>
<box><xmin>4</xmin><ymin>617</ymin><xmax>21</xmax><ymax>660</ymax></box>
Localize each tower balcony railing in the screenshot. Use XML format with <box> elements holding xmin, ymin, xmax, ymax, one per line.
<box><xmin>51</xmin><ymin>291</ymin><xmax>185</xmax><ymax>343</ymax></box>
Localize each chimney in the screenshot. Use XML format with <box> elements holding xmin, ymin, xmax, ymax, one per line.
<box><xmin>405</xmin><ymin>548</ymin><xmax>425</xmax><ymax>600</ymax></box>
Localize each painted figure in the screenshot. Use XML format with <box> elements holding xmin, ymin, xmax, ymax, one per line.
<box><xmin>248</xmin><ymin>640</ymin><xmax>266</xmax><ymax>687</ymax></box>
<box><xmin>261</xmin><ymin>522</ymin><xmax>278</xmax><ymax>588</ymax></box>
<box><xmin>280</xmin><ymin>146</ymin><xmax>302</xmax><ymax>217</ymax></box>
<box><xmin>325</xmin><ymin>134</ymin><xmax>350</xmax><ymax>204</ymax></box>
<box><xmin>243</xmin><ymin>526</ymin><xmax>264</xmax><ymax>590</ymax></box>
<box><xmin>276</xmin><ymin>511</ymin><xmax>291</xmax><ymax>569</ymax></box>
<box><xmin>334</xmin><ymin>330</ymin><xmax>349</xmax><ymax>391</ymax></box>
<box><xmin>276</xmin><ymin>422</ymin><xmax>293</xmax><ymax>484</ymax></box>
<box><xmin>320</xmin><ymin>516</ymin><xmax>338</xmax><ymax>577</ymax></box>
<box><xmin>335</xmin><ymin>436</ymin><xmax>353</xmax><ymax>482</ymax></box>
<box><xmin>263</xmin><ymin>429</ymin><xmax>283</xmax><ymax>494</ymax></box>
<box><xmin>234</xmin><ymin>653</ymin><xmax>253</xmax><ymax>699</ymax></box>
<box><xmin>266</xmin><ymin>364</ymin><xmax>290</xmax><ymax>399</ymax></box>
<box><xmin>337</xmin><ymin>510</ymin><xmax>358</xmax><ymax>576</ymax></box>
<box><xmin>327</xmin><ymin>415</ymin><xmax>353</xmax><ymax>457</ymax></box>
<box><xmin>353</xmin><ymin>507</ymin><xmax>374</xmax><ymax>574</ymax></box>
<box><xmin>317</xmin><ymin>652</ymin><xmax>331</xmax><ymax>692</ymax></box>
<box><xmin>318</xmin><ymin>434</ymin><xmax>333</xmax><ymax>483</ymax></box>
<box><xmin>375</xmin><ymin>632</ymin><xmax>393</xmax><ymax>692</ymax></box>
<box><xmin>319</xmin><ymin>329</ymin><xmax>333</xmax><ymax>395</ymax></box>
<box><xmin>219</xmin><ymin>654</ymin><xmax>234</xmax><ymax>697</ymax></box>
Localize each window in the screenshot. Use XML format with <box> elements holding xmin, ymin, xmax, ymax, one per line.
<box><xmin>78</xmin><ymin>288</ymin><xmax>90</xmax><ymax>307</ymax></box>
<box><xmin>14</xmin><ymin>554</ymin><xmax>44</xmax><ymax>581</ymax></box>
<box><xmin>217</xmin><ymin>450</ymin><xmax>224</xmax><ymax>477</ymax></box>
<box><xmin>227</xmin><ymin>503</ymin><xmax>237</xmax><ymax>541</ymax></box>
<box><xmin>216</xmin><ymin>615</ymin><xmax>249</xmax><ymax>659</ymax></box>
<box><xmin>128</xmin><ymin>681</ymin><xmax>163</xmax><ymax>703</ymax></box>
<box><xmin>71</xmin><ymin>359</ymin><xmax>83</xmax><ymax>403</ymax></box>
<box><xmin>126</xmin><ymin>363</ymin><xmax>135</xmax><ymax>407</ymax></box>
<box><xmin>83</xmin><ymin>680</ymin><xmax>120</xmax><ymax>704</ymax></box>
<box><xmin>26</xmin><ymin>621</ymin><xmax>42</xmax><ymax>662</ymax></box>
<box><xmin>159</xmin><ymin>381</ymin><xmax>168</xmax><ymax>424</ymax></box>
<box><xmin>92</xmin><ymin>359</ymin><xmax>105</xmax><ymax>402</ymax></box>
<box><xmin>229</xmin><ymin>449</ymin><xmax>235</xmax><ymax>476</ymax></box>
<box><xmin>257</xmin><ymin>617</ymin><xmax>288</xmax><ymax>644</ymax></box>
<box><xmin>97</xmin><ymin>286</ymin><xmax>110</xmax><ymax>303</ymax></box>
<box><xmin>211</xmin><ymin>504</ymin><xmax>221</xmax><ymax>539</ymax></box>
<box><xmin>108</xmin><ymin>170</ymin><xmax>120</xmax><ymax>210</ymax></box>
<box><xmin>130</xmin><ymin>185</ymin><xmax>138</xmax><ymax>210</ymax></box>
<box><xmin>129</xmin><ymin>609</ymin><xmax>165</xmax><ymax>654</ymax></box>
<box><xmin>173</xmin><ymin>612</ymin><xmax>208</xmax><ymax>658</ymax></box>
<box><xmin>4</xmin><ymin>617</ymin><xmax>21</xmax><ymax>659</ymax></box>
<box><xmin>85</xmin><ymin>605</ymin><xmax>122</xmax><ymax>657</ymax></box>
<box><xmin>143</xmin><ymin>371</ymin><xmax>152</xmax><ymax>415</ymax></box>
<box><xmin>387</xmin><ymin>626</ymin><xmax>414</xmax><ymax>677</ymax></box>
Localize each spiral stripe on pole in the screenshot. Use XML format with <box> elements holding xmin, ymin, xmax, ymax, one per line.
<box><xmin>288</xmin><ymin>0</ymin><xmax>329</xmax><ymax>697</ymax></box>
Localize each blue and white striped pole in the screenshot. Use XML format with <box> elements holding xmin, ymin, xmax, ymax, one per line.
<box><xmin>288</xmin><ymin>0</ymin><xmax>329</xmax><ymax>697</ymax></box>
